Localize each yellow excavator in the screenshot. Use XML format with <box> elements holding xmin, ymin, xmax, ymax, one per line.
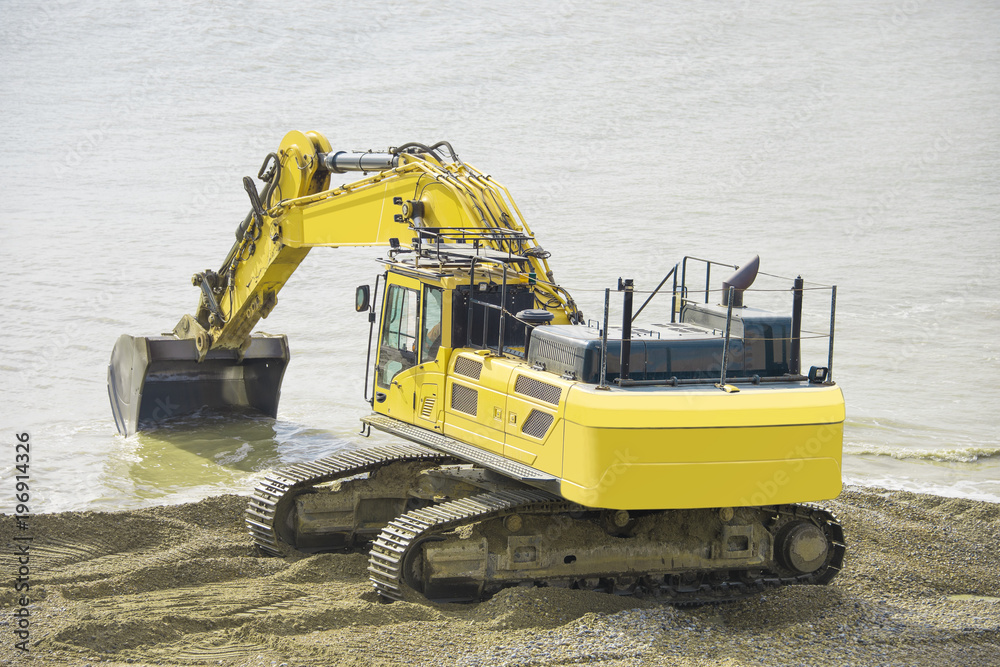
<box><xmin>108</xmin><ymin>130</ymin><xmax>845</xmax><ymax>603</ymax></box>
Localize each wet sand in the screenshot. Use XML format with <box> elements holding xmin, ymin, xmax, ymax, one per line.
<box><xmin>1</xmin><ymin>486</ymin><xmax>998</xmax><ymax>666</ymax></box>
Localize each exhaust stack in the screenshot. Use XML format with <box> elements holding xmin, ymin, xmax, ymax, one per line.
<box><xmin>721</xmin><ymin>255</ymin><xmax>760</xmax><ymax>308</ymax></box>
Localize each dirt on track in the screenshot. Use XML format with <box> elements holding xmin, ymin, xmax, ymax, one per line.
<box><xmin>1</xmin><ymin>486</ymin><xmax>998</xmax><ymax>667</ymax></box>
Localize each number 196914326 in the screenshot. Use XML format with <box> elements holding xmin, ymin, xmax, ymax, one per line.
<box><xmin>15</xmin><ymin>432</ymin><xmax>30</xmax><ymax>514</ymax></box>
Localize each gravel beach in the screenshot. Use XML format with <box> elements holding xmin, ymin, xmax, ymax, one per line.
<box><xmin>2</xmin><ymin>486</ymin><xmax>997</xmax><ymax>666</ymax></box>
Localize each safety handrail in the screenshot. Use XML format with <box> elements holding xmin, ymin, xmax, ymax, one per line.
<box><xmin>594</xmin><ymin>259</ymin><xmax>838</xmax><ymax>387</ymax></box>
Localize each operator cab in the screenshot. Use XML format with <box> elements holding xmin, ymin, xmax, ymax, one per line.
<box><xmin>376</xmin><ymin>277</ymin><xmax>444</xmax><ymax>390</ymax></box>
<box><xmin>357</xmin><ymin>235</ymin><xmax>562</xmax><ymax>427</ymax></box>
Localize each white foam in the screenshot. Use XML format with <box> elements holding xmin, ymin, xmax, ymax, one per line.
<box><xmin>844</xmin><ymin>443</ymin><xmax>1000</xmax><ymax>463</ymax></box>
<box><xmin>843</xmin><ymin>475</ymin><xmax>1000</xmax><ymax>504</ymax></box>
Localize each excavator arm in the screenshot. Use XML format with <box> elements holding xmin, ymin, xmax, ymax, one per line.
<box><xmin>108</xmin><ymin>130</ymin><xmax>578</xmax><ymax>435</ymax></box>
<box><xmin>182</xmin><ymin>130</ymin><xmax>574</xmax><ymax>357</ymax></box>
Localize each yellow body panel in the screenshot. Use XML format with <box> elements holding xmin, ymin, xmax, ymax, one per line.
<box><xmin>558</xmin><ymin>383</ymin><xmax>844</xmax><ymax>509</ymax></box>
<box><xmin>502</xmin><ymin>369</ymin><xmax>571</xmax><ymax>475</ymax></box>
<box><xmin>432</xmin><ymin>353</ymin><xmax>843</xmax><ymax>511</ymax></box>
<box><xmin>443</xmin><ymin>354</ymin><xmax>513</xmax><ymax>455</ymax></box>
<box><xmin>563</xmin><ymin>384</ymin><xmax>845</xmax><ymax>429</ymax></box>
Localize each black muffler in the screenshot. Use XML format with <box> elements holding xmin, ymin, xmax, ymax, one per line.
<box><xmin>721</xmin><ymin>255</ymin><xmax>760</xmax><ymax>308</ymax></box>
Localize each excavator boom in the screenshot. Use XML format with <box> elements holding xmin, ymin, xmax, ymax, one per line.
<box><xmin>109</xmin><ymin>131</ymin><xmax>576</xmax><ymax>435</ymax></box>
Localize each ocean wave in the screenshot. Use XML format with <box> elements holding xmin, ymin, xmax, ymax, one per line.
<box><xmin>843</xmin><ymin>477</ymin><xmax>1000</xmax><ymax>505</ymax></box>
<box><xmin>844</xmin><ymin>444</ymin><xmax>1000</xmax><ymax>463</ymax></box>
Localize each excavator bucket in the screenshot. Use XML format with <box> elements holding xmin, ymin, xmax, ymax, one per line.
<box><xmin>108</xmin><ymin>333</ymin><xmax>290</xmax><ymax>437</ymax></box>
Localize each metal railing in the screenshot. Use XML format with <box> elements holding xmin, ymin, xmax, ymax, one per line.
<box><xmin>411</xmin><ymin>226</ymin><xmax>535</xmax><ymax>263</ymax></box>
<box><xmin>596</xmin><ymin>257</ymin><xmax>838</xmax><ymax>389</ymax></box>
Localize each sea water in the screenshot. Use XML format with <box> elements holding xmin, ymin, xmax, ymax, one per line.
<box><xmin>2</xmin><ymin>0</ymin><xmax>997</xmax><ymax>512</ymax></box>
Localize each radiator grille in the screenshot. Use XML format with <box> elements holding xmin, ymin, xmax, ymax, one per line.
<box><xmin>514</xmin><ymin>375</ymin><xmax>562</xmax><ymax>406</ymax></box>
<box><xmin>532</xmin><ymin>337</ymin><xmax>585</xmax><ymax>368</ymax></box>
<box><xmin>454</xmin><ymin>356</ymin><xmax>483</xmax><ymax>380</ymax></box>
<box><xmin>450</xmin><ymin>384</ymin><xmax>478</xmax><ymax>416</ymax></box>
<box><xmin>521</xmin><ymin>410</ymin><xmax>554</xmax><ymax>439</ymax></box>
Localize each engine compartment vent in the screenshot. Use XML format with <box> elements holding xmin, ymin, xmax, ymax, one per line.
<box><xmin>420</xmin><ymin>396</ymin><xmax>436</xmax><ymax>420</ymax></box>
<box><xmin>454</xmin><ymin>356</ymin><xmax>483</xmax><ymax>380</ymax></box>
<box><xmin>521</xmin><ymin>410</ymin><xmax>554</xmax><ymax>439</ymax></box>
<box><xmin>450</xmin><ymin>383</ymin><xmax>478</xmax><ymax>416</ymax></box>
<box><xmin>514</xmin><ymin>375</ymin><xmax>561</xmax><ymax>406</ymax></box>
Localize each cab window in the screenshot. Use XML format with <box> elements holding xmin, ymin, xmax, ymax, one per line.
<box><xmin>421</xmin><ymin>286</ymin><xmax>443</xmax><ymax>363</ymax></box>
<box><xmin>377</xmin><ymin>285</ymin><xmax>419</xmax><ymax>388</ymax></box>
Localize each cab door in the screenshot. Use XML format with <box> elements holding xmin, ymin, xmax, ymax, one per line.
<box><xmin>373</xmin><ymin>274</ymin><xmax>449</xmax><ymax>429</ymax></box>
<box><xmin>413</xmin><ymin>284</ymin><xmax>446</xmax><ymax>430</ymax></box>
<box><xmin>374</xmin><ymin>275</ymin><xmax>422</xmax><ymax>422</ymax></box>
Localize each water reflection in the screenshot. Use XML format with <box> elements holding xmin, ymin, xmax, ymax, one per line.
<box><xmin>113</xmin><ymin>411</ymin><xmax>278</xmax><ymax>504</ymax></box>
<box><xmin>108</xmin><ymin>410</ymin><xmax>358</xmax><ymax>505</ymax></box>
<box><xmin>139</xmin><ymin>409</ymin><xmax>280</xmax><ymax>462</ymax></box>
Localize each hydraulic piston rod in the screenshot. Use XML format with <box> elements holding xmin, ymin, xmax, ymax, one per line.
<box><xmin>321</xmin><ymin>151</ymin><xmax>399</xmax><ymax>173</ymax></box>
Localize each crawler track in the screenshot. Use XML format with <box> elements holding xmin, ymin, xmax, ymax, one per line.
<box><xmin>369</xmin><ymin>495</ymin><xmax>845</xmax><ymax>604</ymax></box>
<box><xmin>247</xmin><ymin>446</ymin><xmax>845</xmax><ymax>605</ymax></box>
<box><xmin>368</xmin><ymin>488</ymin><xmax>564</xmax><ymax>600</ymax></box>
<box><xmin>245</xmin><ymin>444</ymin><xmax>458</xmax><ymax>555</ymax></box>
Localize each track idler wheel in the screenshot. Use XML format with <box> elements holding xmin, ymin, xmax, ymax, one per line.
<box><xmin>775</xmin><ymin>520</ymin><xmax>829</xmax><ymax>574</ymax></box>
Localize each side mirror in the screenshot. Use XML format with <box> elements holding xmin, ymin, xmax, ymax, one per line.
<box><xmin>355</xmin><ymin>285</ymin><xmax>370</xmax><ymax>312</ymax></box>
